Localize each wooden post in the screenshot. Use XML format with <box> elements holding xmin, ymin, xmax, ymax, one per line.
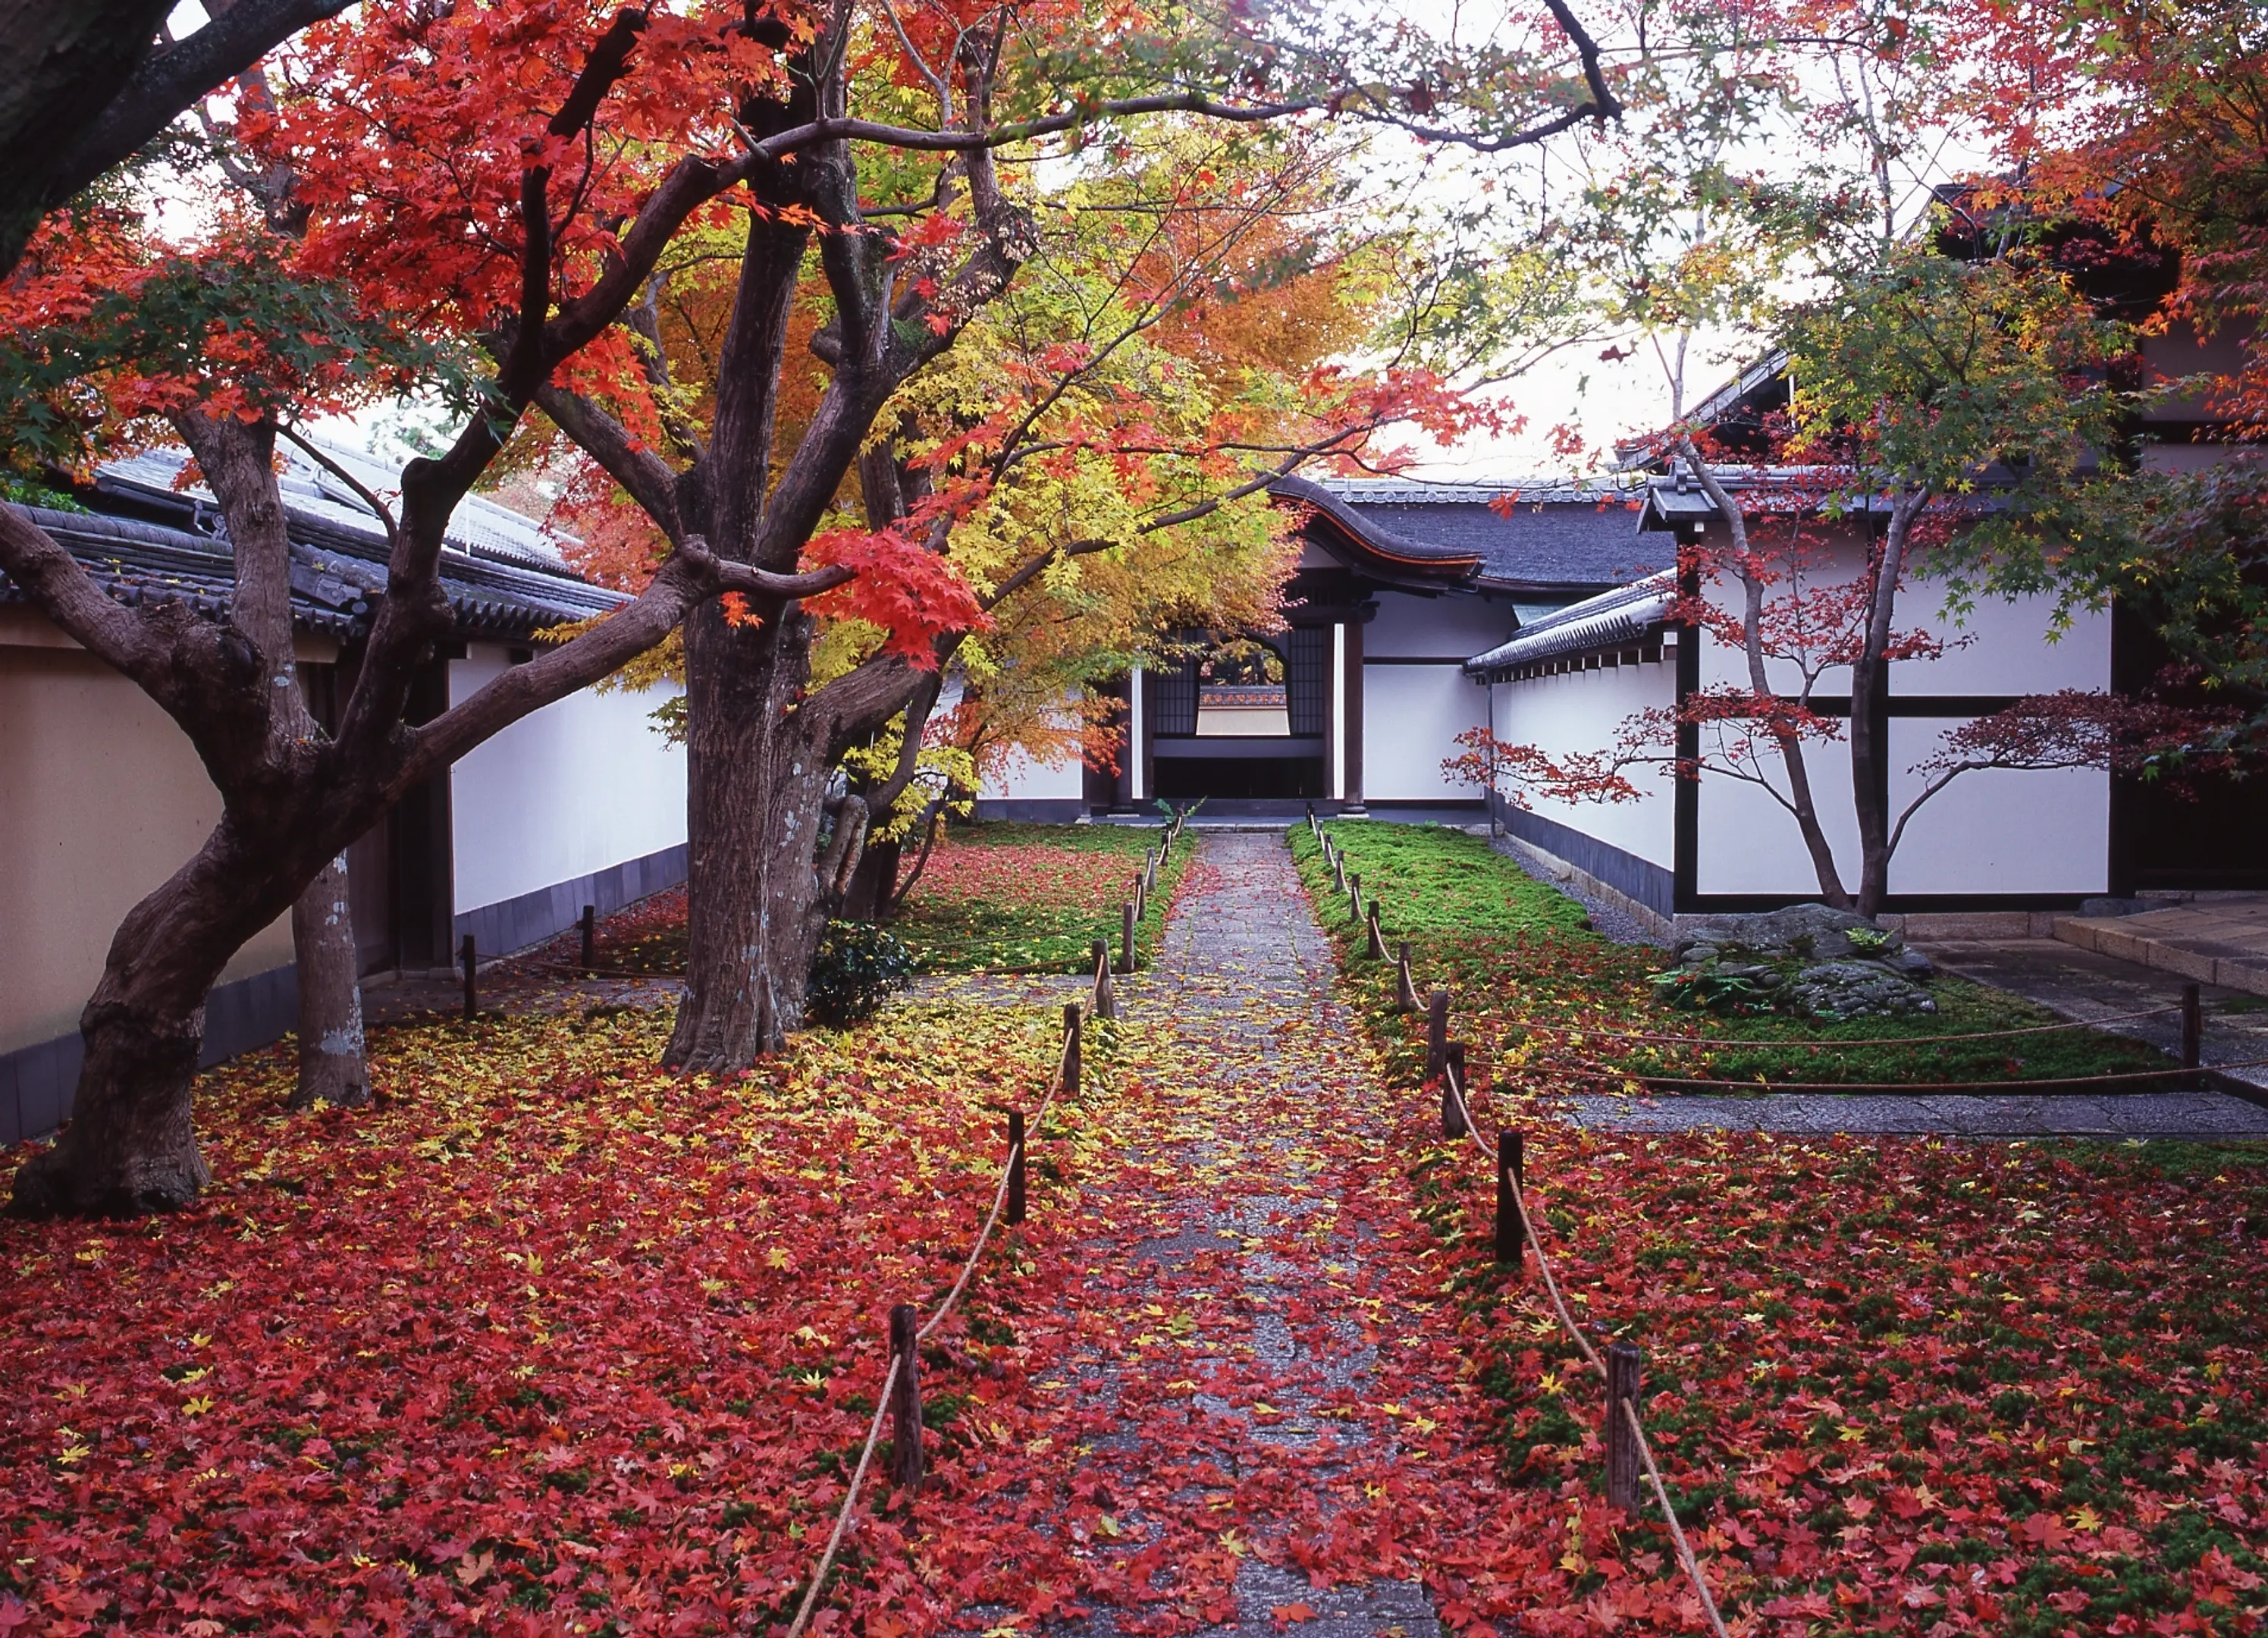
<box><xmin>2182</xmin><ymin>983</ymin><xmax>2202</xmax><ymax>1070</ymax></box>
<box><xmin>579</xmin><ymin>903</ymin><xmax>596</xmax><ymax>973</ymax></box>
<box><xmin>1495</xmin><ymin>1129</ymin><xmax>1525</xmax><ymax>1269</ymax></box>
<box><xmin>1332</xmin><ymin>853</ymin><xmax>1346</xmax><ymax>894</ymax></box>
<box><xmin>1090</xmin><ymin>940</ymin><xmax>1117</xmax><ymax>1021</ymax></box>
<box><xmin>1062</xmin><ymin>1002</ymin><xmax>1082</xmax><ymax>1094</ymax></box>
<box><xmin>460</xmin><ymin>934</ymin><xmax>477</xmax><ymax>1021</ymax></box>
<box><xmin>1366</xmin><ymin>902</ymin><xmax>1388</xmax><ymax>960</ymax></box>
<box><xmin>1348</xmin><ymin>873</ymin><xmax>1363</xmax><ymax>924</ymax></box>
<box><xmin>1134</xmin><ymin>875</ymin><xmax>1146</xmax><ymax>925</ymax></box>
<box><xmin>1119</xmin><ymin>902</ymin><xmax>1137</xmax><ymax>973</ymax></box>
<box><xmin>1442</xmin><ymin>1042</ymin><xmax>1469</xmax><ymax>1138</ymax></box>
<box><xmin>887</xmin><ymin>1304</ymin><xmax>924</xmax><ymax>1492</ymax></box>
<box><xmin>1605</xmin><ymin>1342</ymin><xmax>1643</xmax><ymax>1517</ymax></box>
<box><xmin>1394</xmin><ymin>946</ymin><xmax>1415</xmax><ymax>1007</ymax></box>
<box><xmin>1007</xmin><ymin>1111</ymin><xmax>1027</xmax><ymax>1225</ymax></box>
<box><xmin>1426</xmin><ymin>988</ymin><xmax>1449</xmax><ymax>1084</ymax></box>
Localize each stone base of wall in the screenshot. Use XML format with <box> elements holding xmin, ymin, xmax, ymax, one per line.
<box><xmin>1497</xmin><ymin>830</ymin><xmax>1676</xmax><ymax>943</ymax></box>
<box><xmin>453</xmin><ymin>843</ymin><xmax>689</xmax><ymax>965</ymax></box>
<box><xmin>2</xmin><ymin>844</ymin><xmax>692</xmax><ymax>1149</ymax></box>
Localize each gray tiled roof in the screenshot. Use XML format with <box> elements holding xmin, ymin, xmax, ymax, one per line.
<box><xmin>1466</xmin><ymin>570</ymin><xmax>1677</xmax><ymax>673</ymax></box>
<box><xmin>1300</xmin><ymin>477</ymin><xmax>1672</xmax><ymax>592</ymax></box>
<box><xmin>3</xmin><ymin>444</ymin><xmax>621</xmax><ymax>640</ymax></box>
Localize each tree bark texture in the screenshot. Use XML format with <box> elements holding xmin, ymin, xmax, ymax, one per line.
<box><xmin>665</xmin><ymin>604</ymin><xmax>837</xmax><ymax>1067</ymax></box>
<box><xmin>290</xmin><ymin>853</ymin><xmax>369</xmax><ymax>1108</ymax></box>
<box><xmin>1849</xmin><ymin>499</ymin><xmax>1921</xmax><ymax>918</ymax></box>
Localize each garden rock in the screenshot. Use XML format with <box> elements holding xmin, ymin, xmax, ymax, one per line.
<box><xmin>1786</xmin><ymin>960</ymin><xmax>1938</xmax><ymax>1021</ymax></box>
<box><xmin>1655</xmin><ymin>903</ymin><xmax>1936</xmax><ymax>1018</ymax></box>
<box><xmin>1674</xmin><ymin>903</ymin><xmax>1903</xmax><ymax>965</ymax></box>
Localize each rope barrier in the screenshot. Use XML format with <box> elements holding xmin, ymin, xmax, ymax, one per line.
<box><xmin>1438</xmin><ymin>1058</ymin><xmax>1726</xmax><ymax>1630</ymax></box>
<box><xmin>778</xmin><ymin>1015</ymin><xmax>1081</xmax><ymax>1636</ymax></box>
<box><xmin>782</xmin><ymin>1355</ymin><xmax>901</xmax><ymax>1638</ymax></box>
<box><xmin>1621</xmin><ymin>1395</ymin><xmax>1734</xmax><ymax>1638</ymax></box>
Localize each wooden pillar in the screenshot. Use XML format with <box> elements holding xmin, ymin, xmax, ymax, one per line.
<box><xmin>1495</xmin><ymin>1129</ymin><xmax>1525</xmax><ymax>1269</ymax></box>
<box><xmin>1606</xmin><ymin>1342</ymin><xmax>1643</xmax><ymax>1517</ymax></box>
<box><xmin>887</xmin><ymin>1304</ymin><xmax>924</xmax><ymax>1492</ymax></box>
<box><xmin>1426</xmin><ymin>989</ymin><xmax>1449</xmax><ymax>1084</ymax></box>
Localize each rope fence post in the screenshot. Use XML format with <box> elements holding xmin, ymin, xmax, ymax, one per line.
<box><xmin>1442</xmin><ymin>1043</ymin><xmax>1469</xmax><ymax>1138</ymax></box>
<box><xmin>1366</xmin><ymin>902</ymin><xmax>1388</xmax><ymax>960</ymax></box>
<box><xmin>2182</xmin><ymin>983</ymin><xmax>2202</xmax><ymax>1071</ymax></box>
<box><xmin>579</xmin><ymin>903</ymin><xmax>596</xmax><ymax>974</ymax></box>
<box><xmin>1606</xmin><ymin>1341</ymin><xmax>1643</xmax><ymax>1517</ymax></box>
<box><xmin>1496</xmin><ymin>1129</ymin><xmax>1525</xmax><ymax>1271</ymax></box>
<box><xmin>887</xmin><ymin>1304</ymin><xmax>924</xmax><ymax>1492</ymax></box>
<box><xmin>460</xmin><ymin>934</ymin><xmax>477</xmax><ymax>1021</ymax></box>
<box><xmin>1395</xmin><ymin>942</ymin><xmax>1420</xmax><ymax>1013</ymax></box>
<box><xmin>1349</xmin><ymin>872</ymin><xmax>1363</xmax><ymax>924</ymax></box>
<box><xmin>1062</xmin><ymin>1002</ymin><xmax>1082</xmax><ymax>1094</ymax></box>
<box><xmin>1006</xmin><ymin>1110</ymin><xmax>1027</xmax><ymax>1225</ymax></box>
<box><xmin>1090</xmin><ymin>940</ymin><xmax>1116</xmax><ymax>1020</ymax></box>
<box><xmin>1119</xmin><ymin>902</ymin><xmax>1137</xmax><ymax>974</ymax></box>
<box><xmin>1426</xmin><ymin>988</ymin><xmax>1449</xmax><ymax>1085</ymax></box>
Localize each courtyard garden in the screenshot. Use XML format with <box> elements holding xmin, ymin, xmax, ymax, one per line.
<box><xmin>3</xmin><ymin>821</ymin><xmax>2262</xmax><ymax>1636</ymax></box>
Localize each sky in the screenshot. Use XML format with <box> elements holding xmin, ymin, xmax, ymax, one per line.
<box><xmin>155</xmin><ymin>0</ymin><xmax>1992</xmax><ymax>489</ymax></box>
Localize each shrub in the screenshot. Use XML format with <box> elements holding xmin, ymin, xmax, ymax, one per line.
<box><xmin>807</xmin><ymin>921</ymin><xmax>917</xmax><ymax>1025</ymax></box>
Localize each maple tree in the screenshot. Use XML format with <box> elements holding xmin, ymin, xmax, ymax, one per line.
<box><xmin>1</xmin><ymin>0</ymin><xmax>1623</xmax><ymax>1213</ymax></box>
<box><xmin>1949</xmin><ymin>0</ymin><xmax>2268</xmax><ymax>753</ymax></box>
<box><xmin>385</xmin><ymin>4</ymin><xmax>1619</xmax><ymax>1070</ymax></box>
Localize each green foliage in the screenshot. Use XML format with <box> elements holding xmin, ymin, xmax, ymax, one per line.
<box><xmin>0</xmin><ymin>473</ymin><xmax>84</xmax><ymax>511</ymax></box>
<box><xmin>1296</xmin><ymin>821</ymin><xmax>2163</xmax><ymax>1087</ymax></box>
<box><xmin>805</xmin><ymin>921</ymin><xmax>918</xmax><ymax>1026</ymax></box>
<box><xmin>1786</xmin><ymin>249</ymin><xmax>2129</xmax><ymax>551</ymax></box>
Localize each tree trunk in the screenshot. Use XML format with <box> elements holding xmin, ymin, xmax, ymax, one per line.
<box><xmin>9</xmin><ymin>832</ymin><xmax>302</xmax><ymax>1216</ymax></box>
<box><xmin>1849</xmin><ymin>500</ymin><xmax>1920</xmax><ymax>918</ymax></box>
<box><xmin>842</xmin><ymin>835</ymin><xmax>902</xmax><ymax>921</ymax></box>
<box><xmin>664</xmin><ymin>603</ymin><xmax>836</xmax><ymax>1069</ymax></box>
<box><xmin>1683</xmin><ymin>443</ymin><xmax>1851</xmax><ymax>905</ymax></box>
<box><xmin>289</xmin><ymin>852</ymin><xmax>369</xmax><ymax>1108</ymax></box>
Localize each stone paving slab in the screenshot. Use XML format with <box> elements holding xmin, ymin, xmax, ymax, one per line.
<box><xmin>1921</xmin><ymin>937</ymin><xmax>2268</xmax><ymax>1097</ymax></box>
<box><xmin>1569</xmin><ymin>1087</ymin><xmax>2268</xmax><ymax>1138</ymax></box>
<box><xmin>2053</xmin><ymin>896</ymin><xmax>2268</xmax><ymax>999</ymax></box>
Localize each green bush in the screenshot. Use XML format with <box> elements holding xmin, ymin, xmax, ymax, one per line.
<box><xmin>807</xmin><ymin>921</ymin><xmax>917</xmax><ymax>1025</ymax></box>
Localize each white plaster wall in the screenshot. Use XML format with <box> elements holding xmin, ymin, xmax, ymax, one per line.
<box><xmin>1696</xmin><ymin>736</ymin><xmax>1865</xmax><ymax>896</ymax></box>
<box><xmin>1886</xmin><ymin>719</ymin><xmax>2109</xmax><ymax>894</ymax></box>
<box><xmin>1366</xmin><ymin>591</ymin><xmax>1517</xmax><ymax>658</ymax></box>
<box><xmin>1899</xmin><ymin>592</ymin><xmax>2110</xmax><ymax>696</ymax></box>
<box><xmin>1362</xmin><ymin>664</ymin><xmax>1489</xmax><ymax>801</ymax></box>
<box><xmin>1693</xmin><ymin>531</ymin><xmax>2112</xmax><ymax>699</ymax></box>
<box><xmin>448</xmin><ymin>645</ymin><xmax>687</xmax><ymax>914</ymax></box>
<box><xmin>982</xmin><ymin>741</ymin><xmax>1085</xmax><ymax>801</ymax></box>
<box><xmin>1492</xmin><ymin>659</ymin><xmax>1677</xmax><ymax>869</ymax></box>
<box><xmin>1691</xmin><ymin>713</ymin><xmax>2111</xmax><ymax>896</ymax></box>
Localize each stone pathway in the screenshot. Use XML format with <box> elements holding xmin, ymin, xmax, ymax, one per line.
<box><xmin>2054</xmin><ymin>894</ymin><xmax>2268</xmax><ymax>999</ymax></box>
<box><xmin>1040</xmin><ymin>831</ymin><xmax>1436</xmax><ymax>1637</ymax></box>
<box><xmin>1567</xmin><ymin>1084</ymin><xmax>2268</xmax><ymax>1138</ymax></box>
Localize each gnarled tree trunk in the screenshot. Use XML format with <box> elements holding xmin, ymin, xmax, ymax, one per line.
<box><xmin>11</xmin><ymin>821</ymin><xmax>330</xmax><ymax>1216</ymax></box>
<box><xmin>666</xmin><ymin>604</ymin><xmax>838</xmax><ymax>1066</ymax></box>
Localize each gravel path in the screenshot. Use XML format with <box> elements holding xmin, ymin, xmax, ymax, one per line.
<box><xmin>1040</xmin><ymin>832</ymin><xmax>1436</xmax><ymax>1638</ymax></box>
